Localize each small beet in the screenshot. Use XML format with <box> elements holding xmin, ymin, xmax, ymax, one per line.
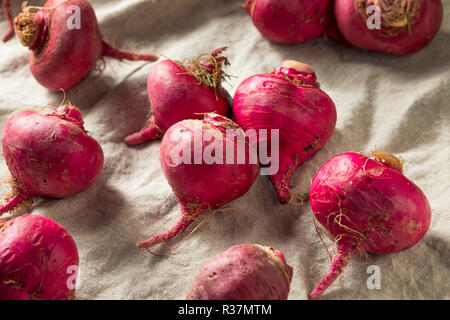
<box><xmin>186</xmin><ymin>244</ymin><xmax>293</xmax><ymax>300</ymax></box>
<box><xmin>137</xmin><ymin>113</ymin><xmax>259</xmax><ymax>249</ymax></box>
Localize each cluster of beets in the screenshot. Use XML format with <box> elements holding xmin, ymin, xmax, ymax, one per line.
<box><xmin>0</xmin><ymin>0</ymin><xmax>440</xmax><ymax>300</ymax></box>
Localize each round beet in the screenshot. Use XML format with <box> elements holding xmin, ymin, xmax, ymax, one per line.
<box><xmin>0</xmin><ymin>103</ymin><xmax>104</xmax><ymax>217</ymax></box>
<box><xmin>124</xmin><ymin>47</ymin><xmax>231</xmax><ymax>145</ymax></box>
<box><xmin>13</xmin><ymin>0</ymin><xmax>158</xmax><ymax>91</ymax></box>
<box><xmin>186</xmin><ymin>244</ymin><xmax>293</xmax><ymax>300</ymax></box>
<box><xmin>137</xmin><ymin>113</ymin><xmax>259</xmax><ymax>248</ymax></box>
<box><xmin>334</xmin><ymin>0</ymin><xmax>443</xmax><ymax>55</ymax></box>
<box><xmin>233</xmin><ymin>60</ymin><xmax>337</xmax><ymax>203</ymax></box>
<box><xmin>0</xmin><ymin>214</ymin><xmax>79</xmax><ymax>300</ymax></box>
<box><xmin>309</xmin><ymin>151</ymin><xmax>431</xmax><ymax>299</ymax></box>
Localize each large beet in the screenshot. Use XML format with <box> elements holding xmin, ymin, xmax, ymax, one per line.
<box><xmin>13</xmin><ymin>0</ymin><xmax>158</xmax><ymax>90</ymax></box>
<box><xmin>233</xmin><ymin>60</ymin><xmax>337</xmax><ymax>203</ymax></box>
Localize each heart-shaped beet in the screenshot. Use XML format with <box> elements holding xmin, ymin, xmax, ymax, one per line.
<box><xmin>233</xmin><ymin>60</ymin><xmax>337</xmax><ymax>203</ymax></box>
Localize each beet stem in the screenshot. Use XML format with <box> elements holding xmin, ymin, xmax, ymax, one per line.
<box><xmin>2</xmin><ymin>0</ymin><xmax>14</xmax><ymax>42</ymax></box>
<box><xmin>0</xmin><ymin>192</ymin><xmax>27</xmax><ymax>217</ymax></box>
<box><xmin>102</xmin><ymin>40</ymin><xmax>159</xmax><ymax>62</ymax></box>
<box><xmin>309</xmin><ymin>246</ymin><xmax>354</xmax><ymax>300</ymax></box>
<box><xmin>124</xmin><ymin>121</ymin><xmax>163</xmax><ymax>145</ymax></box>
<box><xmin>137</xmin><ymin>206</ymin><xmax>198</xmax><ymax>248</ymax></box>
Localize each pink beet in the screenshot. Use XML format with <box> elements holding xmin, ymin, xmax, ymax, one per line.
<box><xmin>0</xmin><ymin>103</ymin><xmax>104</xmax><ymax>217</ymax></box>
<box><xmin>13</xmin><ymin>0</ymin><xmax>158</xmax><ymax>91</ymax></box>
<box><xmin>244</xmin><ymin>0</ymin><xmax>333</xmax><ymax>45</ymax></box>
<box><xmin>233</xmin><ymin>60</ymin><xmax>337</xmax><ymax>203</ymax></box>
<box><xmin>334</xmin><ymin>0</ymin><xmax>443</xmax><ymax>55</ymax></box>
<box><xmin>124</xmin><ymin>47</ymin><xmax>231</xmax><ymax>145</ymax></box>
<box><xmin>186</xmin><ymin>244</ymin><xmax>293</xmax><ymax>300</ymax></box>
<box><xmin>0</xmin><ymin>214</ymin><xmax>79</xmax><ymax>300</ymax></box>
<box><xmin>137</xmin><ymin>113</ymin><xmax>259</xmax><ymax>248</ymax></box>
<box><xmin>309</xmin><ymin>151</ymin><xmax>431</xmax><ymax>299</ymax></box>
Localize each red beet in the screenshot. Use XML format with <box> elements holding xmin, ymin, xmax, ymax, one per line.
<box><xmin>124</xmin><ymin>47</ymin><xmax>231</xmax><ymax>145</ymax></box>
<box><xmin>334</xmin><ymin>0</ymin><xmax>443</xmax><ymax>55</ymax></box>
<box><xmin>137</xmin><ymin>113</ymin><xmax>259</xmax><ymax>248</ymax></box>
<box><xmin>0</xmin><ymin>103</ymin><xmax>104</xmax><ymax>217</ymax></box>
<box><xmin>309</xmin><ymin>151</ymin><xmax>431</xmax><ymax>299</ymax></box>
<box><xmin>233</xmin><ymin>60</ymin><xmax>337</xmax><ymax>203</ymax></box>
<box><xmin>13</xmin><ymin>0</ymin><xmax>158</xmax><ymax>90</ymax></box>
<box><xmin>0</xmin><ymin>214</ymin><xmax>79</xmax><ymax>300</ymax></box>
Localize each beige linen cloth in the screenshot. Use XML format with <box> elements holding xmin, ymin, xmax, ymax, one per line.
<box><xmin>0</xmin><ymin>0</ymin><xmax>449</xmax><ymax>300</ymax></box>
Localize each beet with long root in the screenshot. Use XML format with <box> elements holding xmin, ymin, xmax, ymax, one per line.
<box><xmin>137</xmin><ymin>113</ymin><xmax>259</xmax><ymax>249</ymax></box>
<box><xmin>309</xmin><ymin>151</ymin><xmax>431</xmax><ymax>299</ymax></box>
<box><xmin>0</xmin><ymin>214</ymin><xmax>79</xmax><ymax>300</ymax></box>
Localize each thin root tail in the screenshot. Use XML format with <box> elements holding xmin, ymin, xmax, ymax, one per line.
<box><xmin>102</xmin><ymin>40</ymin><xmax>159</xmax><ymax>62</ymax></box>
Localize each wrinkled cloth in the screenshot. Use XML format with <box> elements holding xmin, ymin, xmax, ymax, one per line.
<box><xmin>0</xmin><ymin>0</ymin><xmax>449</xmax><ymax>300</ymax></box>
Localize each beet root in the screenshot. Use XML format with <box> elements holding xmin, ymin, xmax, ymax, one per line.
<box><xmin>124</xmin><ymin>47</ymin><xmax>231</xmax><ymax>146</ymax></box>
<box><xmin>137</xmin><ymin>113</ymin><xmax>259</xmax><ymax>249</ymax></box>
<box><xmin>309</xmin><ymin>151</ymin><xmax>431</xmax><ymax>299</ymax></box>
<box><xmin>0</xmin><ymin>214</ymin><xmax>79</xmax><ymax>300</ymax></box>
<box><xmin>186</xmin><ymin>244</ymin><xmax>293</xmax><ymax>300</ymax></box>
